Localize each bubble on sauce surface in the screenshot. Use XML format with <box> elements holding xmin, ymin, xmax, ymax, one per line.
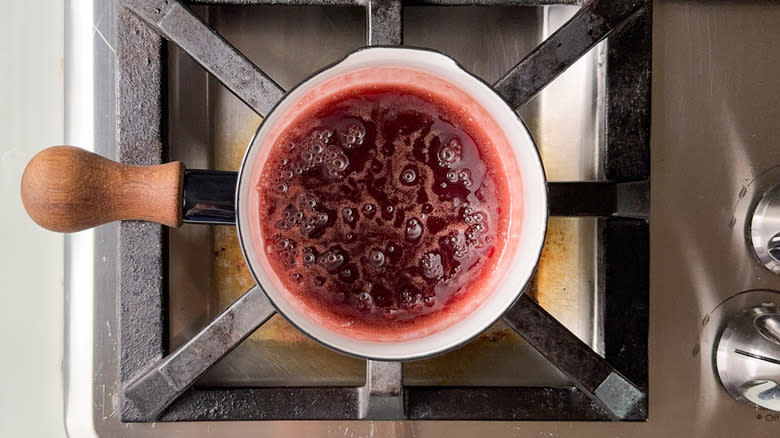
<box><xmin>421</xmin><ymin>252</ymin><xmax>444</xmax><ymax>279</ymax></box>
<box><xmin>302</xmin><ymin>249</ymin><xmax>317</xmax><ymax>267</ymax></box>
<box><xmin>318</xmin><ymin>248</ymin><xmax>345</xmax><ymax>272</ymax></box>
<box><xmin>462</xmin><ymin>207</ymin><xmax>489</xmax><ymax>245</ymax></box>
<box><xmin>405</xmin><ymin>218</ymin><xmax>423</xmax><ymax>241</ymax></box>
<box><xmin>443</xmin><ymin>231</ymin><xmax>470</xmax><ymax>260</ymax></box>
<box><xmin>459</xmin><ymin>169</ymin><xmax>473</xmax><ymax>187</ymax></box>
<box><xmin>437</xmin><ymin>138</ymin><xmax>462</xmax><ymax>166</ymax></box>
<box><xmin>280</xmin><ymin>168</ymin><xmax>294</xmax><ymax>180</ymax></box>
<box><xmin>400</xmin><ymin>166</ymin><xmax>418</xmax><ymax>185</ymax></box>
<box><xmin>342</xmin><ymin>207</ymin><xmax>358</xmax><ymax>224</ymax></box>
<box><xmin>399</xmin><ymin>283</ymin><xmax>423</xmax><ymax>310</ymax></box>
<box><xmin>446</xmin><ymin>170</ymin><xmax>458</xmax><ymax>183</ymax></box>
<box><xmin>362</xmin><ymin>203</ymin><xmax>376</xmax><ymax>218</ymax></box>
<box><xmin>267</xmin><ymin>235</ymin><xmax>298</xmax><ymax>268</ymax></box>
<box><xmin>276</xmin><ymin>205</ymin><xmax>299</xmax><ymax>230</ymax></box>
<box><xmin>368</xmin><ymin>248</ymin><xmax>386</xmax><ymax>267</ymax></box>
<box><xmin>338</xmin><ymin>265</ymin><xmax>358</xmax><ymax>283</ymax></box>
<box><xmin>380</xmin><ymin>205</ymin><xmax>394</xmax><ymax>221</ymax></box>
<box><xmin>274</xmin><ymin>236</ymin><xmax>293</xmax><ymax>250</ymax></box>
<box><xmin>337</xmin><ymin>119</ymin><xmax>366</xmax><ymax>149</ymax></box>
<box><xmin>274</xmin><ymin>182</ymin><xmax>288</xmax><ymax>194</ymax></box>
<box><xmin>323</xmin><ymin>145</ymin><xmax>349</xmax><ymax>178</ymax></box>
<box><xmin>312</xmin><ymin>129</ymin><xmax>333</xmax><ymax>142</ymax></box>
<box><xmin>299</xmin><ymin>193</ymin><xmax>318</xmax><ymax>210</ymax></box>
<box><xmin>385</xmin><ymin>242</ymin><xmax>402</xmax><ymax>265</ymax></box>
<box><xmin>354</xmin><ymin>292</ymin><xmax>374</xmax><ymax>312</ymax></box>
<box><xmin>299</xmin><ymin>217</ymin><xmax>321</xmax><ymax>237</ymax></box>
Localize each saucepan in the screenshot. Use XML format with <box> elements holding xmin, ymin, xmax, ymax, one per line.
<box><xmin>21</xmin><ymin>47</ymin><xmax>547</xmax><ymax>360</ymax></box>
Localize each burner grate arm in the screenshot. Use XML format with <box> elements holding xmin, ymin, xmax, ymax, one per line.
<box><xmin>122</xmin><ymin>285</ymin><xmax>276</xmax><ymax>421</ymax></box>
<box><xmin>493</xmin><ymin>0</ymin><xmax>648</xmax><ymax>109</ymax></box>
<box><xmin>123</xmin><ymin>0</ymin><xmax>286</xmax><ymax>117</ymax></box>
<box><xmin>358</xmin><ymin>360</ymin><xmax>405</xmax><ymax>419</ymax></box>
<box><xmin>503</xmin><ymin>292</ymin><xmax>646</xmax><ymax>420</ymax></box>
<box><xmin>366</xmin><ymin>0</ymin><xmax>403</xmax><ymax>46</ymax></box>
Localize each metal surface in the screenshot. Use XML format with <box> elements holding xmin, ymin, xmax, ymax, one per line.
<box><xmin>182</xmin><ymin>170</ymin><xmax>237</xmax><ymax>224</ymax></box>
<box><xmin>503</xmin><ymin>294</ymin><xmax>646</xmax><ymax>420</ymax></box>
<box><xmin>167</xmin><ymin>2</ymin><xmax>604</xmax><ymax>391</ymax></box>
<box><xmin>716</xmin><ymin>303</ymin><xmax>780</xmax><ymax>411</ymax></box>
<box><xmin>359</xmin><ymin>361</ymin><xmax>405</xmax><ymax>419</ymax></box>
<box><xmin>548</xmin><ymin>182</ymin><xmax>618</xmax><ymax>216</ymax></box>
<box><xmin>602</xmin><ymin>219</ymin><xmax>648</xmax><ymax>388</ymax></box>
<box><xmin>62</xmin><ymin>0</ymin><xmax>780</xmax><ymax>436</ymax></box>
<box><xmin>158</xmin><ymin>0</ymin><xmax>640</xmax><ymax>420</ymax></box>
<box><xmin>168</xmin><ymin>3</ymin><xmax>369</xmax><ymax>389</ymax></box>
<box><xmin>191</xmin><ymin>0</ymin><xmax>581</xmax><ymax>4</ymax></box>
<box><xmin>63</xmin><ymin>1</ymin><xmax>96</xmax><ymax>436</ymax></box>
<box><xmin>113</xmin><ymin>0</ymin><xmax>646</xmax><ymax>421</ymax></box>
<box><xmin>123</xmin><ymin>285</ymin><xmax>275</xmax><ymax>421</ymax></box>
<box><xmin>115</xmin><ymin>5</ymin><xmax>167</xmax><ymax>395</ymax></box>
<box><xmin>751</xmin><ymin>184</ymin><xmax>780</xmax><ymax>274</ymax></box>
<box><xmin>603</xmin><ymin>3</ymin><xmax>650</xmax><ymax>181</ymax></box>
<box><xmin>120</xmin><ymin>0</ymin><xmax>643</xmax><ymax>424</ymax></box>
<box><xmin>161</xmin><ymin>387</ymin><xmax>361</xmax><ymax>420</ymax></box>
<box><xmin>546</xmin><ymin>181</ymin><xmax>649</xmax><ymax>218</ymax></box>
<box><xmin>124</xmin><ymin>0</ymin><xmax>285</xmax><ymax>116</ymax></box>
<box><xmin>493</xmin><ymin>0</ymin><xmax>645</xmax><ymax>108</ymax></box>
<box><xmin>405</xmin><ymin>387</ymin><xmax>609</xmax><ymax>420</ymax></box>
<box><xmin>367</xmin><ymin>0</ymin><xmax>402</xmax><ymax>45</ymax></box>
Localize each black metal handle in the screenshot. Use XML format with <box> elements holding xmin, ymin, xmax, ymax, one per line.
<box><xmin>182</xmin><ymin>170</ymin><xmax>237</xmax><ymax>225</ymax></box>
<box><xmin>547</xmin><ymin>181</ymin><xmax>649</xmax><ymax>219</ymax></box>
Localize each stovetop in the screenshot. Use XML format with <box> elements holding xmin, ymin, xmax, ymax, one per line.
<box><xmin>64</xmin><ymin>0</ymin><xmax>780</xmax><ymax>436</ymax></box>
<box><xmin>166</xmin><ymin>3</ymin><xmax>617</xmax><ymax>393</ymax></box>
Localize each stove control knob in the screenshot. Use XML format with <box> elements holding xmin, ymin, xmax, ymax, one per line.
<box><xmin>751</xmin><ymin>184</ymin><xmax>780</xmax><ymax>274</ymax></box>
<box><xmin>716</xmin><ymin>303</ymin><xmax>780</xmax><ymax>411</ymax></box>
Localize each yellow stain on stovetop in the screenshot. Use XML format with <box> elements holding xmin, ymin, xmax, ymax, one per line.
<box><xmin>531</xmin><ymin>219</ymin><xmax>582</xmax><ymax>328</ymax></box>
<box><xmin>211</xmin><ymin>116</ymin><xmax>311</xmax><ymax>345</ymax></box>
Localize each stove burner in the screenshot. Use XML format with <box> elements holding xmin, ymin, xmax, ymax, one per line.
<box><xmin>115</xmin><ymin>0</ymin><xmax>650</xmax><ymax>422</ymax></box>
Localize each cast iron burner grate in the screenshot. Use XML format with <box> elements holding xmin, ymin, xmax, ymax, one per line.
<box><xmin>115</xmin><ymin>0</ymin><xmax>649</xmax><ymax>422</ymax></box>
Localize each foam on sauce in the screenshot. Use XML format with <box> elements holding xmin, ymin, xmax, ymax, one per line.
<box><xmin>255</xmin><ymin>85</ymin><xmax>510</xmax><ymax>337</ymax></box>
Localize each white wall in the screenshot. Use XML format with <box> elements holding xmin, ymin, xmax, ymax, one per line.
<box><xmin>0</xmin><ymin>1</ymin><xmax>66</xmax><ymax>437</ymax></box>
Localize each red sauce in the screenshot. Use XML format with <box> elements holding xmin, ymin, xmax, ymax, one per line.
<box><xmin>256</xmin><ymin>85</ymin><xmax>510</xmax><ymax>333</ymax></box>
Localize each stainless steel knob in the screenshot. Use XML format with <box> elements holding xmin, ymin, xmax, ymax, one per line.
<box><xmin>716</xmin><ymin>303</ymin><xmax>780</xmax><ymax>411</ymax></box>
<box><xmin>751</xmin><ymin>184</ymin><xmax>780</xmax><ymax>274</ymax></box>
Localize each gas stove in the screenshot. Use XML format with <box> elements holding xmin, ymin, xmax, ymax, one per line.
<box><xmin>64</xmin><ymin>0</ymin><xmax>780</xmax><ymax>436</ymax></box>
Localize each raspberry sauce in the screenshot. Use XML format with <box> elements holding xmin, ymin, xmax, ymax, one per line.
<box><xmin>256</xmin><ymin>85</ymin><xmax>509</xmax><ymax>334</ymax></box>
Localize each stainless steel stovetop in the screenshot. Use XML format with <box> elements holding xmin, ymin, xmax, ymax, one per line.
<box><xmin>64</xmin><ymin>0</ymin><xmax>780</xmax><ymax>436</ymax></box>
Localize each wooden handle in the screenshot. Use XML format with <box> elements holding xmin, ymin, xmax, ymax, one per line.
<box><xmin>21</xmin><ymin>146</ymin><xmax>185</xmax><ymax>232</ymax></box>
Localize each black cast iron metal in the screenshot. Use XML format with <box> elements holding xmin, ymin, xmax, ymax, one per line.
<box><xmin>182</xmin><ymin>170</ymin><xmax>238</xmax><ymax>224</ymax></box>
<box><xmin>182</xmin><ymin>175</ymin><xmax>648</xmax><ymax>227</ymax></box>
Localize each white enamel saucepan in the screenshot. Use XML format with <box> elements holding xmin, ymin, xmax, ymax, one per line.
<box><xmin>21</xmin><ymin>47</ymin><xmax>547</xmax><ymax>361</ymax></box>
